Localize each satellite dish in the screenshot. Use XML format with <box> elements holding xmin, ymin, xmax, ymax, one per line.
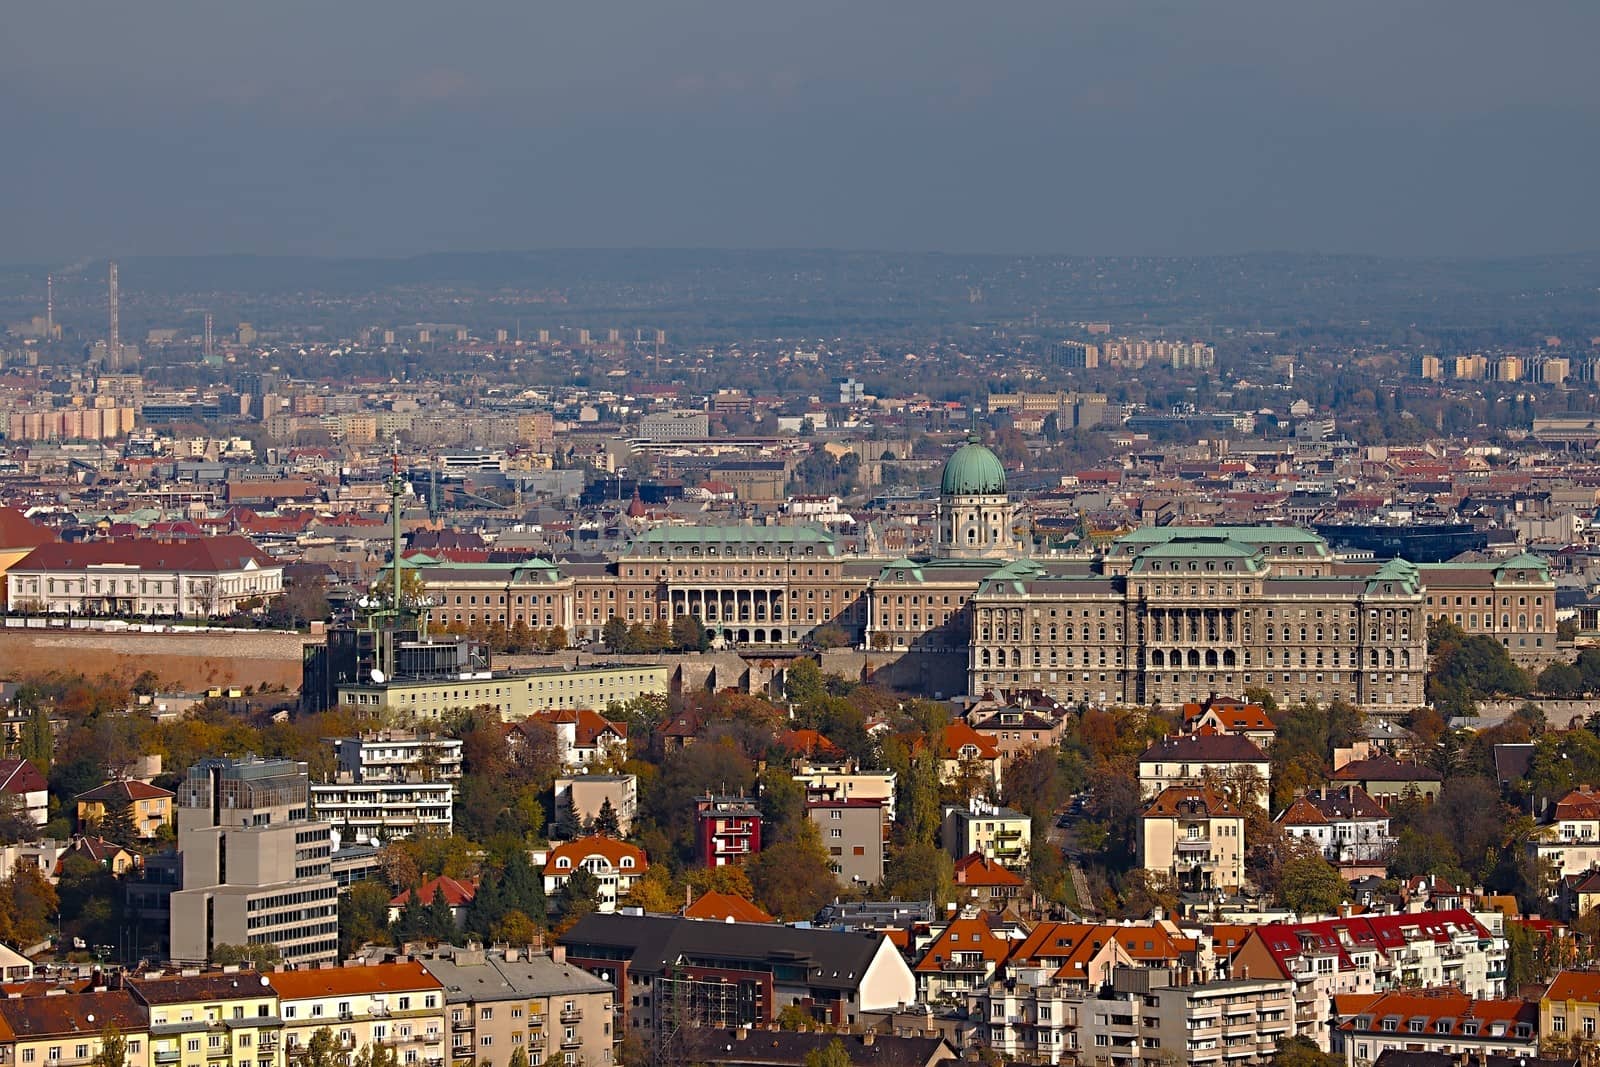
<box><xmin>260</xmin><ymin>975</ymin><xmax>270</xmax><ymax>987</ymax></box>
<box><xmin>370</xmin><ymin>668</ymin><xmax>387</xmax><ymax>684</ymax></box>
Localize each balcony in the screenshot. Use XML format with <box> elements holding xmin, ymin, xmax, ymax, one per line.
<box><xmin>560</xmin><ymin>1035</ymin><xmax>583</xmax><ymax>1050</ymax></box>
<box><xmin>450</xmin><ymin>1019</ymin><xmax>472</xmax><ymax>1032</ymax></box>
<box><xmin>450</xmin><ymin>1047</ymin><xmax>473</xmax><ymax>1060</ymax></box>
<box><xmin>154</xmin><ymin>1053</ymin><xmax>181</xmax><ymax>1065</ymax></box>
<box><xmin>559</xmin><ymin>1008</ymin><xmax>583</xmax><ymax>1023</ymax></box>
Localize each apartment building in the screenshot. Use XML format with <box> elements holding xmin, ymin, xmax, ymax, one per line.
<box><xmin>268</xmin><ymin>962</ymin><xmax>446</xmax><ymax>1067</ymax></box>
<box><xmin>1540</xmin><ymin>971</ymin><xmax>1600</xmax><ymax>1051</ymax></box>
<box><xmin>554</xmin><ymin>774</ymin><xmax>638</xmax><ymax>837</ymax></box>
<box><xmin>805</xmin><ymin>797</ymin><xmax>885</xmax><ymax>886</ymax></box>
<box><xmin>1075</xmin><ymin>966</ymin><xmax>1295</xmax><ymax>1067</ymax></box>
<box><xmin>1531</xmin><ymin>786</ymin><xmax>1600</xmax><ymax>879</ymax></box>
<box><xmin>914</xmin><ymin>915</ymin><xmax>1013</xmax><ymax>1003</ymax></box>
<box><xmin>169</xmin><ymin>757</ymin><xmax>339</xmax><ymax>966</ymax></box>
<box><xmin>1138</xmin><ymin>786</ymin><xmax>1247</xmax><ymax>894</ymax></box>
<box><xmin>5</xmin><ymin>536</ymin><xmax>283</xmax><ymax>617</ymax></box>
<box><xmin>1336</xmin><ymin>991</ymin><xmax>1537</xmax><ymax>1067</ymax></box>
<box><xmin>127</xmin><ymin>971</ymin><xmax>283</xmax><ymax>1067</ymax></box>
<box><xmin>792</xmin><ymin>763</ymin><xmax>897</xmax><ymax>822</ymax></box>
<box><xmin>1137</xmin><ymin>733</ymin><xmax>1271</xmax><ymax>809</ymax></box>
<box><xmin>416</xmin><ymin>944</ymin><xmax>616</xmax><ymax>1067</ymax></box>
<box><xmin>940</xmin><ymin>801</ymin><xmax>1031</xmax><ymax>870</ymax></box>
<box><xmin>1275</xmin><ymin>786</ymin><xmax>1394</xmax><ymax>868</ymax></box>
<box><xmin>967</xmin><ymin>981</ymin><xmax>1083</xmax><ymax>1063</ymax></box>
<box><xmin>336</xmin><ymin>664</ymin><xmax>669</xmax><ymax>722</ymax></box>
<box><xmin>695</xmin><ymin>794</ymin><xmax>763</xmax><ymax>867</ymax></box>
<box><xmin>331</xmin><ymin>732</ymin><xmax>463</xmax><ymax>783</ymax></box>
<box><xmin>0</xmin><ymin>990</ymin><xmax>152</xmax><ymax>1067</ymax></box>
<box><xmin>525</xmin><ymin>709</ymin><xmax>629</xmax><ymax>771</ymax></box>
<box><xmin>309</xmin><ymin>779</ymin><xmax>453</xmax><ymax>842</ymax></box>
<box><xmin>558</xmin><ymin>912</ymin><xmax>916</xmax><ymax>1035</ymax></box>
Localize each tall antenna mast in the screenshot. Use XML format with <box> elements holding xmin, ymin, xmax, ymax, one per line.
<box><xmin>45</xmin><ymin>274</ymin><xmax>53</xmax><ymax>341</ymax></box>
<box><xmin>107</xmin><ymin>260</ymin><xmax>120</xmax><ymax>371</ymax></box>
<box><xmin>204</xmin><ymin>312</ymin><xmax>214</xmax><ymax>360</ymax></box>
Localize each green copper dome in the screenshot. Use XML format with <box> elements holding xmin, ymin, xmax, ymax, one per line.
<box><xmin>941</xmin><ymin>433</ymin><xmax>1007</xmax><ymax>495</ymax></box>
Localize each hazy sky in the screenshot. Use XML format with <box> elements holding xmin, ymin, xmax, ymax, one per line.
<box><xmin>5</xmin><ymin>1</ymin><xmax>1598</xmax><ymax>261</ymax></box>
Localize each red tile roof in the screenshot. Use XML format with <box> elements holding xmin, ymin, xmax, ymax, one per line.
<box><xmin>682</xmin><ymin>890</ymin><xmax>775</xmax><ymax>924</ymax></box>
<box><xmin>266</xmin><ymin>960</ymin><xmax>442</xmax><ymax>1000</ymax></box>
<box><xmin>913</xmin><ymin>916</ymin><xmax>1010</xmax><ymax>973</ymax></box>
<box><xmin>389</xmin><ymin>875</ymin><xmax>478</xmax><ymax>909</ymax></box>
<box><xmin>952</xmin><ymin>852</ymin><xmax>1025</xmax><ymax>888</ymax></box>
<box><xmin>545</xmin><ymin>835</ymin><xmax>648</xmax><ymax>874</ymax></box>
<box><xmin>13</xmin><ymin>535</ymin><xmax>276</xmax><ymax>573</ymax></box>
<box><xmin>0</xmin><ymin>759</ymin><xmax>47</xmax><ymax>796</ymax></box>
<box><xmin>76</xmin><ymin>779</ymin><xmax>174</xmax><ymax>803</ymax></box>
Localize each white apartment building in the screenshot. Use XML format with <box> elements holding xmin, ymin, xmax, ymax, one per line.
<box><xmin>310</xmin><ymin>780</ymin><xmax>454</xmax><ymax>842</ymax></box>
<box><xmin>331</xmin><ymin>731</ymin><xmax>463</xmax><ymax>783</ymax></box>
<box><xmin>1076</xmin><ymin>967</ymin><xmax>1296</xmax><ymax>1067</ymax></box>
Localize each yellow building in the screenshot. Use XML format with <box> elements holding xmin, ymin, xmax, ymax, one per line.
<box><xmin>268</xmin><ymin>961</ymin><xmax>446</xmax><ymax>1066</ymax></box>
<box><xmin>1540</xmin><ymin>971</ymin><xmax>1600</xmax><ymax>1048</ymax></box>
<box><xmin>0</xmin><ymin>990</ymin><xmax>152</xmax><ymax>1067</ymax></box>
<box><xmin>76</xmin><ymin>779</ymin><xmax>175</xmax><ymax>838</ymax></box>
<box><xmin>337</xmin><ymin>662</ymin><xmax>670</xmax><ymax>722</ymax></box>
<box><xmin>128</xmin><ymin>971</ymin><xmax>284</xmax><ymax>1067</ymax></box>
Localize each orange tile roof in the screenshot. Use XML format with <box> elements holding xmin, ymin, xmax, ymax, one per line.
<box><xmin>953</xmin><ymin>852</ymin><xmax>1025</xmax><ymax>887</ymax></box>
<box><xmin>1546</xmin><ymin>970</ymin><xmax>1600</xmax><ymax>1003</ymax></box>
<box><xmin>914</xmin><ymin>917</ymin><xmax>1010</xmax><ymax>973</ymax></box>
<box><xmin>266</xmin><ymin>960</ymin><xmax>442</xmax><ymax>1000</ymax></box>
<box><xmin>389</xmin><ymin>875</ymin><xmax>478</xmax><ymax>909</ymax></box>
<box><xmin>682</xmin><ymin>890</ymin><xmax>775</xmax><ymax>924</ymax></box>
<box><xmin>545</xmin><ymin>835</ymin><xmax>648</xmax><ymax>873</ymax></box>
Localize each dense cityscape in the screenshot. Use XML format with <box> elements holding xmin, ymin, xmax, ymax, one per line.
<box><xmin>7</xmin><ymin>4</ymin><xmax>1600</xmax><ymax>1067</ymax></box>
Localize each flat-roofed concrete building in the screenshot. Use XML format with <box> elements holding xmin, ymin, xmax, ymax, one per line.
<box><xmin>169</xmin><ymin>756</ymin><xmax>338</xmax><ymax>966</ymax></box>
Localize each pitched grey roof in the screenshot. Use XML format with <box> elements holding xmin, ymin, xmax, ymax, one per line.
<box><xmin>673</xmin><ymin>1028</ymin><xmax>953</xmax><ymax>1067</ymax></box>
<box><xmin>558</xmin><ymin>913</ymin><xmax>888</xmax><ymax>992</ymax></box>
<box><xmin>416</xmin><ymin>948</ymin><xmax>613</xmax><ymax>1005</ymax></box>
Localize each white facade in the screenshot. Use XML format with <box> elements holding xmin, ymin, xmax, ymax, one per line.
<box><xmin>331</xmin><ymin>732</ymin><xmax>463</xmax><ymax>783</ymax></box>
<box><xmin>6</xmin><ymin>539</ymin><xmax>283</xmax><ymax>617</ymax></box>
<box><xmin>310</xmin><ymin>780</ymin><xmax>454</xmax><ymax>842</ymax></box>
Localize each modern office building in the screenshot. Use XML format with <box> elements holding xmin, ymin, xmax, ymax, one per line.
<box><xmin>169</xmin><ymin>756</ymin><xmax>339</xmax><ymax>966</ymax></box>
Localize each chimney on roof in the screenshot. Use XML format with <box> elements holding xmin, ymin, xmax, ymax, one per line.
<box><xmin>862</xmin><ymin>1031</ymin><xmax>876</xmax><ymax>1046</ymax></box>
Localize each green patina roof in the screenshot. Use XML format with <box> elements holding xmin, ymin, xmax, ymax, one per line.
<box><xmin>1418</xmin><ymin>553</ymin><xmax>1549</xmax><ymax>574</ymax></box>
<box><xmin>940</xmin><ymin>433</ymin><xmax>1007</xmax><ymax>496</ymax></box>
<box><xmin>1126</xmin><ymin>534</ymin><xmax>1267</xmax><ymax>574</ymax></box>
<box><xmin>1112</xmin><ymin>524</ymin><xmax>1329</xmax><ymax>553</ymax></box>
<box><xmin>624</xmin><ymin>524</ymin><xmax>840</xmax><ymax>556</ymax></box>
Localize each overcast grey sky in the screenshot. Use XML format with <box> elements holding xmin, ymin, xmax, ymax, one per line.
<box><xmin>4</xmin><ymin>1</ymin><xmax>1598</xmax><ymax>261</ymax></box>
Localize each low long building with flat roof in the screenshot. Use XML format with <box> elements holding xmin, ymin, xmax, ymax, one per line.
<box><xmin>334</xmin><ymin>661</ymin><xmax>670</xmax><ymax>721</ymax></box>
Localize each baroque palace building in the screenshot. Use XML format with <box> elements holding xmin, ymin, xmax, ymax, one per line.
<box><xmin>400</xmin><ymin>435</ymin><xmax>1554</xmax><ymax>713</ymax></box>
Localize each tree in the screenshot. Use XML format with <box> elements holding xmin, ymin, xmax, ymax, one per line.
<box><xmin>340</xmin><ymin>880</ymin><xmax>393</xmax><ymax>957</ymax></box>
<box><xmin>19</xmin><ymin>705</ymin><xmax>52</xmax><ymax>776</ymax></box>
<box><xmin>601</xmin><ymin>617</ymin><xmax>631</xmax><ymax>652</ymax></box>
<box><xmin>299</xmin><ymin>1029</ymin><xmax>342</xmax><ymax>1067</ymax></box>
<box><xmin>507</xmin><ymin>1050</ymin><xmax>530</xmax><ymax>1067</ymax></box>
<box><xmin>593</xmin><ymin>797</ymin><xmax>622</xmax><ymax>837</ymax></box>
<box><xmin>89</xmin><ymin>1027</ymin><xmax>126</xmax><ymax>1067</ymax></box>
<box><xmin>1271</xmin><ymin>1035</ymin><xmax>1342</xmax><ymax>1067</ymax></box>
<box><xmin>554</xmin><ymin>868</ymin><xmax>602</xmax><ymax>929</ymax></box>
<box><xmin>803</xmin><ymin>1039</ymin><xmax>853</xmax><ymax>1067</ymax></box>
<box><xmin>97</xmin><ymin>794</ymin><xmax>137</xmax><ymax>846</ymax></box>
<box><xmin>880</xmin><ymin>840</ymin><xmax>955</xmax><ymax>906</ymax></box>
<box><xmin>749</xmin><ymin>821</ymin><xmax>837</xmax><ymax>920</ymax></box>
<box><xmin>671</xmin><ymin>614</ymin><xmax>709</xmax><ymax>652</ymax></box>
<box><xmin>776</xmin><ymin>1004</ymin><xmax>816</xmax><ymax>1031</ymax></box>
<box><xmin>351</xmin><ymin>1044</ymin><xmax>400</xmax><ymax>1067</ymax></box>
<box><xmin>1278</xmin><ymin>855</ymin><xmax>1347</xmax><ymax>916</ymax></box>
<box><xmin>210</xmin><ymin>942</ymin><xmax>281</xmax><ymax>968</ymax></box>
<box><xmin>425</xmin><ymin>884</ymin><xmax>457</xmax><ymax>941</ymax></box>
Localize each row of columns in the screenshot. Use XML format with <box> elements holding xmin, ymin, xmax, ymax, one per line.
<box><xmin>668</xmin><ymin>587</ymin><xmax>786</xmax><ymax>625</ymax></box>
<box><xmin>1146</xmin><ymin>607</ymin><xmax>1238</xmax><ymax>644</ymax></box>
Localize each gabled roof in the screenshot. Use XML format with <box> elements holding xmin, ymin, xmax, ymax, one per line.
<box><xmin>1546</xmin><ymin>970</ymin><xmax>1600</xmax><ymax>1003</ymax></box>
<box><xmin>129</xmin><ymin>970</ymin><xmax>276</xmax><ymax>1005</ymax></box>
<box><xmin>559</xmin><ymin>912</ymin><xmax>891</xmax><ymax>992</ymax></box>
<box><xmin>0</xmin><ymin>759</ymin><xmax>47</xmax><ymax>795</ymax></box>
<box><xmin>0</xmin><ymin>508</ymin><xmax>55</xmax><ymax>550</ymax></box>
<box><xmin>76</xmin><ymin>779</ymin><xmax>174</xmax><ymax>803</ymax></box>
<box><xmin>1142</xmin><ymin>786</ymin><xmax>1243</xmax><ymax>820</ymax></box>
<box><xmin>952</xmin><ymin>852</ymin><xmax>1025</xmax><ymax>888</ymax></box>
<box><xmin>525</xmin><ymin>708</ymin><xmax>628</xmax><ymax>747</ymax></box>
<box><xmin>1332</xmin><ymin>754</ymin><xmax>1442</xmax><ymax>784</ymax></box>
<box><xmin>682</xmin><ymin>890</ymin><xmax>775</xmax><ymax>924</ymax></box>
<box><xmin>390</xmin><ymin>875</ymin><xmax>478</xmax><ymax>909</ymax></box>
<box><xmin>913</xmin><ymin>916</ymin><xmax>1010</xmax><ymax>973</ymax></box>
<box><xmin>1139</xmin><ymin>732</ymin><xmax>1268</xmax><ymax>766</ymax></box>
<box><xmin>1275</xmin><ymin>786</ymin><xmax>1388</xmax><ymax>826</ymax></box>
<box><xmin>1339</xmin><ymin>990</ymin><xmax>1534</xmax><ymax>1036</ymax></box>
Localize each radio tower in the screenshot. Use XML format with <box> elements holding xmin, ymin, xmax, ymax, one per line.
<box><xmin>45</xmin><ymin>274</ymin><xmax>53</xmax><ymax>341</ymax></box>
<box><xmin>203</xmin><ymin>312</ymin><xmax>214</xmax><ymax>359</ymax></box>
<box><xmin>107</xmin><ymin>261</ymin><xmax>120</xmax><ymax>371</ymax></box>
